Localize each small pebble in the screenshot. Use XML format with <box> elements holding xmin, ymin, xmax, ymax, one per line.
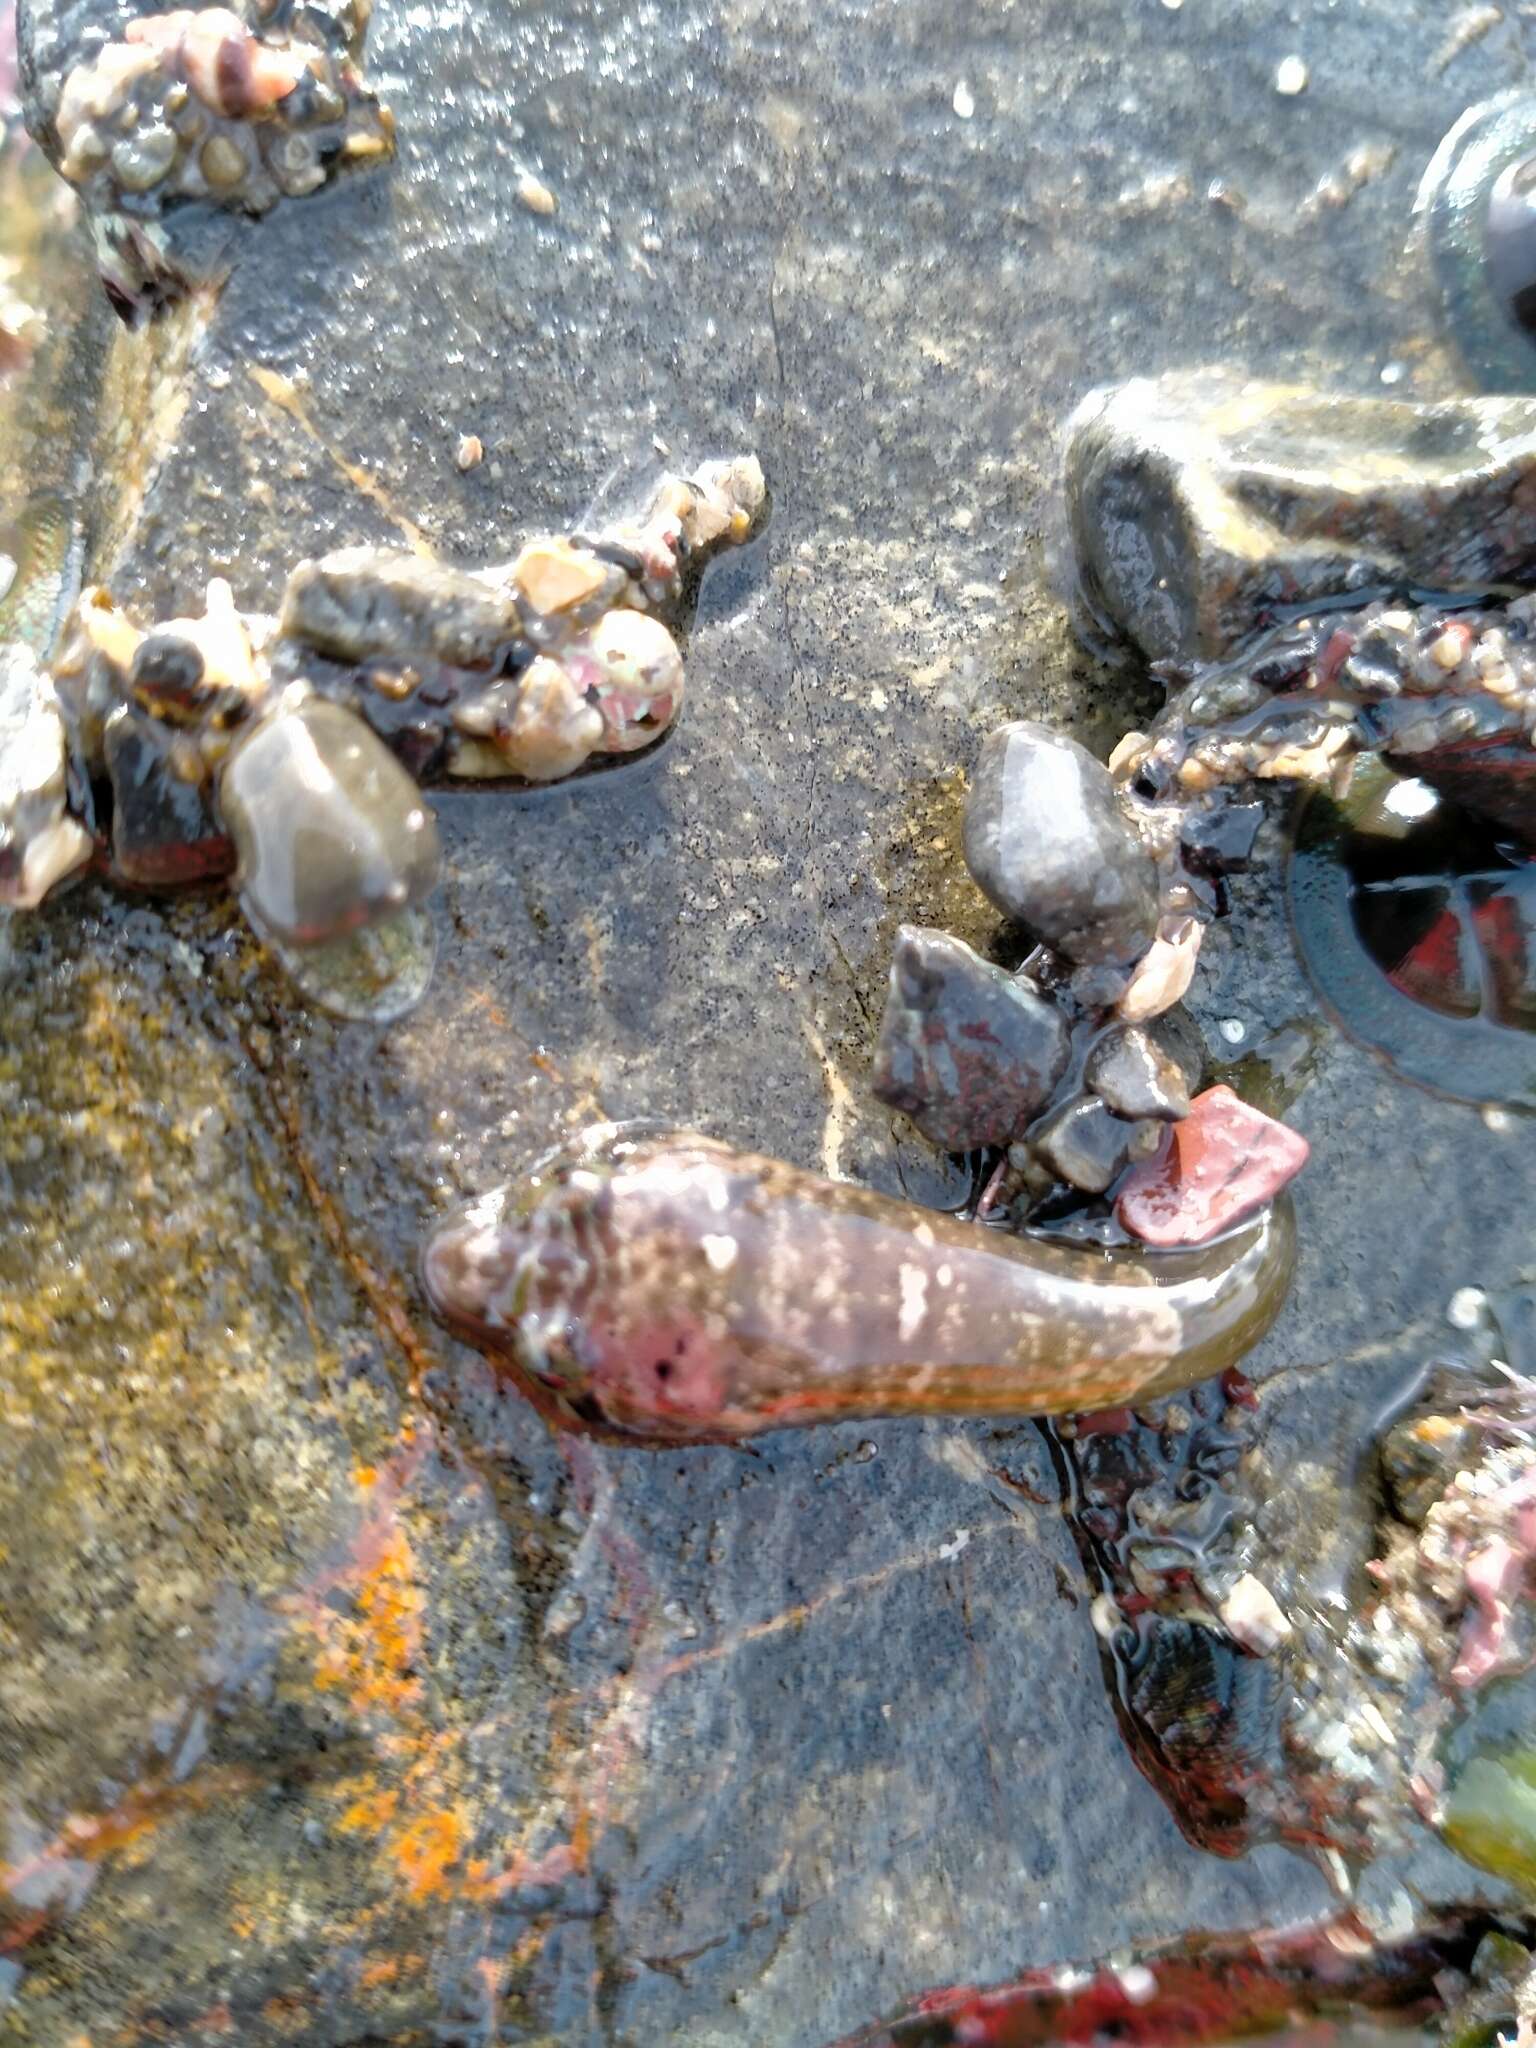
<box><xmin>1275</xmin><ymin>55</ymin><xmax>1308</xmax><ymax>94</ymax></box>
<box><xmin>871</xmin><ymin>925</ymin><xmax>1069</xmax><ymax>1150</ymax></box>
<box><xmin>952</xmin><ymin>80</ymin><xmax>975</xmax><ymax>118</ymax></box>
<box><xmin>516</xmin><ymin>171</ymin><xmax>558</xmax><ymax>216</ymax></box>
<box><xmin>1032</xmin><ymin>1095</ymin><xmax>1161</xmax><ymax>1195</ymax></box>
<box><xmin>455</xmin><ymin>433</ymin><xmax>483</xmax><ymax>471</ymax></box>
<box><xmin>1085</xmin><ymin>1025</ymin><xmax>1191</xmax><ymax>1122</ymax></box>
<box><xmin>1218</xmin><ymin>1018</ymin><xmax>1245</xmax><ymax>1045</ymax></box>
<box><xmin>1115</xmin><ymin>1085</ymin><xmax>1309</xmax><ymax>1246</ymax></box>
<box><xmin>1447</xmin><ymin>1286</ymin><xmax>1488</xmax><ymax>1331</ymax></box>
<box><xmin>963</xmin><ymin>721</ymin><xmax>1158</xmax><ymax>967</ymax></box>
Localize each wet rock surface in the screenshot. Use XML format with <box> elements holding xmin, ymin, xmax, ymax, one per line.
<box><xmin>3</xmin><ymin>2</ymin><xmax>1536</xmax><ymax>2044</ymax></box>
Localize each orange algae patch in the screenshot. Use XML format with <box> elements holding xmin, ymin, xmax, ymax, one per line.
<box><xmin>308</xmin><ymin>1508</ymin><xmax>424</xmax><ymax>1722</ymax></box>
<box><xmin>391</xmin><ymin>1807</ymin><xmax>474</xmax><ymax>1902</ymax></box>
<box><xmin>293</xmin><ymin>1451</ymin><xmax>494</xmax><ymax>1910</ymax></box>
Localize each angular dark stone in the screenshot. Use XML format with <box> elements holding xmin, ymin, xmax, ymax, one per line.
<box><xmin>1180</xmin><ymin>800</ymin><xmax>1265</xmax><ymax>879</ymax></box>
<box><xmin>1085</xmin><ymin>1025</ymin><xmax>1192</xmax><ymax>1122</ymax></box>
<box><xmin>1031</xmin><ymin>1095</ymin><xmax>1161</xmax><ymax>1194</ymax></box>
<box><xmin>871</xmin><ymin>925</ymin><xmax>1070</xmax><ymax>1151</ymax></box>
<box><xmin>1066</xmin><ymin>370</ymin><xmax>1536</xmax><ymax>663</ymax></box>
<box><xmin>963</xmin><ymin>721</ymin><xmax>1159</xmax><ymax>967</ymax></box>
<box><xmin>281</xmin><ymin>547</ymin><xmax>525</xmax><ymax>670</ymax></box>
<box><xmin>217</xmin><ymin>694</ymin><xmax>440</xmax><ymax>945</ymax></box>
<box><xmin>104</xmin><ymin>707</ymin><xmax>233</xmax><ymax>887</ymax></box>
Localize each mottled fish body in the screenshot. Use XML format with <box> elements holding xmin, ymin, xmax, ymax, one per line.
<box><xmin>422</xmin><ymin>1126</ymin><xmax>1296</xmax><ymax>1444</ymax></box>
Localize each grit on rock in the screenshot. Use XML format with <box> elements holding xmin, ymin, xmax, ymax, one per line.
<box><xmin>2</xmin><ymin>1</ymin><xmax>1536</xmax><ymax>2044</ymax></box>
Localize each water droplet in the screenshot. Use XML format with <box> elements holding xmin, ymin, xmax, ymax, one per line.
<box><xmin>268</xmin><ymin>904</ymin><xmax>438</xmax><ymax>1022</ymax></box>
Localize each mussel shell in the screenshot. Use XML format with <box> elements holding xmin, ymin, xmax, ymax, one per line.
<box><xmin>1418</xmin><ymin>92</ymin><xmax>1536</xmax><ymax>392</ymax></box>
<box><xmin>1114</xmin><ymin>1614</ymin><xmax>1285</xmax><ymax>1858</ymax></box>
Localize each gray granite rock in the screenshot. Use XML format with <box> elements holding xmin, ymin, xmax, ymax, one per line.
<box><xmin>1067</xmin><ymin>371</ymin><xmax>1536</xmax><ymax>663</ymax></box>
<box><xmin>871</xmin><ymin>925</ymin><xmax>1069</xmax><ymax>1150</ymax></box>
<box><xmin>963</xmin><ymin>720</ymin><xmax>1159</xmax><ymax>966</ymax></box>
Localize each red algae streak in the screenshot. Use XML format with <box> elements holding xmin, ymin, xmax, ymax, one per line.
<box><xmin>835</xmin><ymin>1917</ymin><xmax>1469</xmax><ymax>2048</ymax></box>
<box><xmin>1116</xmin><ymin>1087</ymin><xmax>1310</xmax><ymax>1248</ymax></box>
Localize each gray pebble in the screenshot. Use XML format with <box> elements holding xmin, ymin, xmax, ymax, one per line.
<box><xmin>1031</xmin><ymin>1095</ymin><xmax>1163</xmax><ymax>1194</ymax></box>
<box><xmin>1085</xmin><ymin>1024</ymin><xmax>1192</xmax><ymax>1121</ymax></box>
<box><xmin>871</xmin><ymin>925</ymin><xmax>1069</xmax><ymax>1150</ymax></box>
<box><xmin>962</xmin><ymin>721</ymin><xmax>1158</xmax><ymax>966</ymax></box>
<box><xmin>218</xmin><ymin>695</ymin><xmax>441</xmax><ymax>947</ymax></box>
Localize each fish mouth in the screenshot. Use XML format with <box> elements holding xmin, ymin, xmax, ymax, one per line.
<box><xmin>420</xmin><ymin>1187</ymin><xmax>601</xmax><ymax>1397</ymax></box>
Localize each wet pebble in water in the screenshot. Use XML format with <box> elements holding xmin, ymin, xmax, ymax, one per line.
<box><xmin>1031</xmin><ymin>1095</ymin><xmax>1163</xmax><ymax>1196</ymax></box>
<box><xmin>1086</xmin><ymin>1024</ymin><xmax>1193</xmax><ymax>1122</ymax></box>
<box><xmin>870</xmin><ymin>925</ymin><xmax>1070</xmax><ymax>1151</ymax></box>
<box><xmin>1179</xmin><ymin>799</ymin><xmax>1264</xmax><ymax>879</ymax></box>
<box><xmin>963</xmin><ymin>720</ymin><xmax>1159</xmax><ymax>967</ymax></box>
<box><xmin>217</xmin><ymin>694</ymin><xmax>440</xmax><ymax>948</ymax></box>
<box><xmin>104</xmin><ymin>707</ymin><xmax>232</xmax><ymax>887</ymax></box>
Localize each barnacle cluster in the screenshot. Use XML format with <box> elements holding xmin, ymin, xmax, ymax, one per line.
<box><xmin>0</xmin><ymin>455</ymin><xmax>766</xmax><ymax>1015</ymax></box>
<box><xmin>277</xmin><ymin>455</ymin><xmax>763</xmax><ymax>783</ymax></box>
<box><xmin>1116</xmin><ymin>596</ymin><xmax>1536</xmax><ymax>851</ymax></box>
<box><xmin>40</xmin><ymin>1</ymin><xmax>393</xmax><ymax>318</ymax></box>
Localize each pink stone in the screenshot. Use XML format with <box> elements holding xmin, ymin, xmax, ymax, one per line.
<box><xmin>1114</xmin><ymin>1085</ymin><xmax>1310</xmax><ymax>1248</ymax></box>
<box><xmin>1452</xmin><ymin>1535</ymin><xmax>1524</xmax><ymax>1689</ymax></box>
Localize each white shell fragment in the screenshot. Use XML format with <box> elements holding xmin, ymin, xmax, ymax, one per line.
<box><xmin>1216</xmin><ymin>1572</ymin><xmax>1294</xmax><ymax>1655</ymax></box>
<box><xmin>0</xmin><ymin>644</ymin><xmax>93</xmax><ymax>909</ymax></box>
<box><xmin>1116</xmin><ymin>916</ymin><xmax>1203</xmax><ymax>1022</ymax></box>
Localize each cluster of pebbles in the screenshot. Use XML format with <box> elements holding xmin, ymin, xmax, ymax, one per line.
<box><xmin>869</xmin><ymin>717</ymin><xmax>1304</xmax><ymax>1249</ymax></box>
<box><xmin>865</xmin><ymin>576</ymin><xmax>1536</xmax><ymax>1247</ymax></box>
<box><xmin>35</xmin><ymin>1</ymin><xmax>393</xmax><ymax>318</ymax></box>
<box><xmin>0</xmin><ymin>455</ymin><xmax>765</xmax><ymax>1015</ymax></box>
